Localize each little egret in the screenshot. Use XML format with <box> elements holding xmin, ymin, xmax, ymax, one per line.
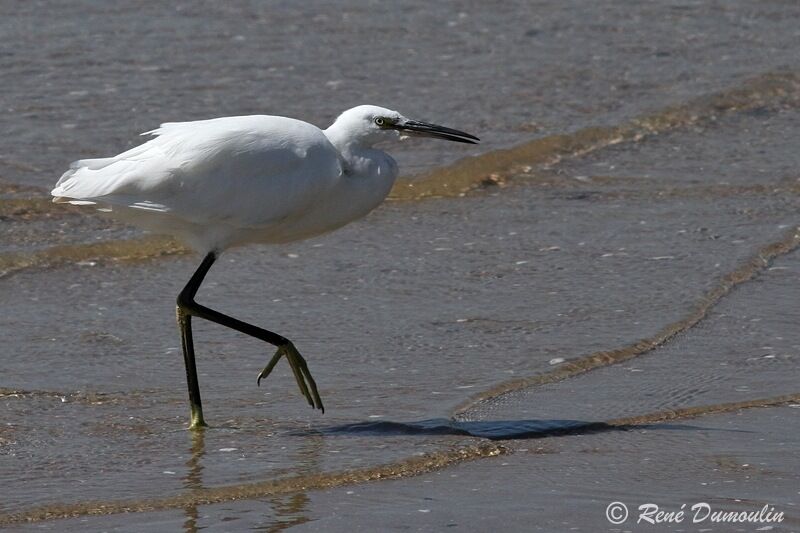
<box><xmin>52</xmin><ymin>105</ymin><xmax>479</xmax><ymax>429</ymax></box>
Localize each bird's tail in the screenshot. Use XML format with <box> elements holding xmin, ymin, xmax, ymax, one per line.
<box><xmin>51</xmin><ymin>157</ymin><xmax>129</xmax><ymax>205</ymax></box>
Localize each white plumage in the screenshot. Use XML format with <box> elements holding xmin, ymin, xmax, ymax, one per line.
<box><xmin>53</xmin><ymin>106</ymin><xmax>409</xmax><ymax>251</ymax></box>
<box><xmin>51</xmin><ymin>104</ymin><xmax>478</xmax><ymax>427</ymax></box>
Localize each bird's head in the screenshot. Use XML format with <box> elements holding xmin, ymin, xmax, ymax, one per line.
<box><xmin>326</xmin><ymin>105</ymin><xmax>479</xmax><ymax>148</ymax></box>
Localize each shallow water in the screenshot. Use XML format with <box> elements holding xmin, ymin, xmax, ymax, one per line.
<box><xmin>2</xmin><ymin>1</ymin><xmax>800</xmax><ymax>530</ymax></box>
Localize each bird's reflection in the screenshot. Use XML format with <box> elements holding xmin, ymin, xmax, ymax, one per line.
<box><xmin>182</xmin><ymin>429</ymin><xmax>206</xmax><ymax>533</ymax></box>
<box><xmin>179</xmin><ymin>426</ymin><xmax>323</xmax><ymax>533</ymax></box>
<box><xmin>257</xmin><ymin>432</ymin><xmax>323</xmax><ymax>532</ymax></box>
<box><xmin>258</xmin><ymin>492</ymin><xmax>311</xmax><ymax>533</ymax></box>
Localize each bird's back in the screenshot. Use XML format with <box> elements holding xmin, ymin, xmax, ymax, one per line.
<box><xmin>53</xmin><ymin>115</ymin><xmax>345</xmax><ymax>250</ymax></box>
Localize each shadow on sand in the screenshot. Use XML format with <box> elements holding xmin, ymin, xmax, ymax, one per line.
<box><xmin>293</xmin><ymin>418</ymin><xmax>733</xmax><ymax>440</ymax></box>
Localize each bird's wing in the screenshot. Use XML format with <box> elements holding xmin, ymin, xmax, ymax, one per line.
<box><xmin>52</xmin><ymin>115</ymin><xmax>343</xmax><ymax>228</ymax></box>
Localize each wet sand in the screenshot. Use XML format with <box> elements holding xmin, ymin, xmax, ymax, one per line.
<box><xmin>49</xmin><ymin>407</ymin><xmax>796</xmax><ymax>532</ymax></box>
<box><xmin>2</xmin><ymin>1</ymin><xmax>800</xmax><ymax>531</ymax></box>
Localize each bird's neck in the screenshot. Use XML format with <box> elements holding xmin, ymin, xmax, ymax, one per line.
<box><xmin>323</xmin><ymin>122</ymin><xmax>353</xmax><ymax>153</ymax></box>
<box><xmin>323</xmin><ymin>126</ymin><xmax>398</xmax><ymax>219</ymax></box>
<box><xmin>341</xmin><ymin>146</ymin><xmax>397</xmax><ymax>206</ymax></box>
<box><xmin>324</xmin><ymin>120</ymin><xmax>374</xmax><ymax>153</ymax></box>
<box><xmin>322</xmin><ymin>143</ymin><xmax>398</xmax><ymax>229</ymax></box>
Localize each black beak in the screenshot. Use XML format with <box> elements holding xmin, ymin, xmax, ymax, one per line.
<box><xmin>395</xmin><ymin>120</ymin><xmax>480</xmax><ymax>144</ymax></box>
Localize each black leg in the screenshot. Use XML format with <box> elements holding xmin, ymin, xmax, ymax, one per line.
<box><xmin>176</xmin><ymin>251</ymin><xmax>324</xmax><ymax>429</ymax></box>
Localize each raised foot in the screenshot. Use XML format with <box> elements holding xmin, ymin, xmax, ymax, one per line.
<box><xmin>257</xmin><ymin>341</ymin><xmax>324</xmax><ymax>413</ymax></box>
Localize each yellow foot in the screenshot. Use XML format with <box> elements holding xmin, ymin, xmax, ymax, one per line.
<box><xmin>257</xmin><ymin>341</ymin><xmax>324</xmax><ymax>412</ymax></box>
<box><xmin>188</xmin><ymin>406</ymin><xmax>208</xmax><ymax>430</ymax></box>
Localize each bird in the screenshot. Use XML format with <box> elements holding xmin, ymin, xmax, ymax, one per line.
<box><xmin>51</xmin><ymin>105</ymin><xmax>479</xmax><ymax>429</ymax></box>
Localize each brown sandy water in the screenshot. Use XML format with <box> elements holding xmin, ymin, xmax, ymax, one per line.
<box><xmin>3</xmin><ymin>1</ymin><xmax>800</xmax><ymax>531</ymax></box>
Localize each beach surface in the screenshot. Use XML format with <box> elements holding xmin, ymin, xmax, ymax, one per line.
<box><xmin>2</xmin><ymin>1</ymin><xmax>800</xmax><ymax>531</ymax></box>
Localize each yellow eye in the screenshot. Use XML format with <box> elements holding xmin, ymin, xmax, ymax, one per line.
<box><xmin>374</xmin><ymin>117</ymin><xmax>385</xmax><ymax>126</ymax></box>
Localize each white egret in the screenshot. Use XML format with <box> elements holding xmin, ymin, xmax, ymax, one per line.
<box><xmin>52</xmin><ymin>105</ymin><xmax>479</xmax><ymax>429</ymax></box>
